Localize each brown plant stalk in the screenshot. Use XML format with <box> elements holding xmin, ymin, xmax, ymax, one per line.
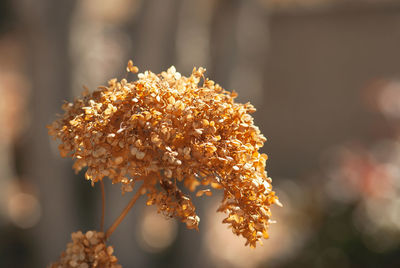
<box><xmin>105</xmin><ymin>184</ymin><xmax>146</xmax><ymax>239</ymax></box>
<box><xmin>100</xmin><ymin>179</ymin><xmax>105</xmax><ymax>231</ymax></box>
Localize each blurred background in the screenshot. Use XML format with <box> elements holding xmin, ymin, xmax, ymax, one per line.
<box><xmin>1</xmin><ymin>0</ymin><xmax>400</xmax><ymax>267</ymax></box>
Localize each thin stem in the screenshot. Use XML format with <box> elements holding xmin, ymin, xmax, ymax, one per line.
<box><xmin>105</xmin><ymin>184</ymin><xmax>145</xmax><ymax>239</ymax></box>
<box><xmin>100</xmin><ymin>180</ymin><xmax>105</xmax><ymax>232</ymax></box>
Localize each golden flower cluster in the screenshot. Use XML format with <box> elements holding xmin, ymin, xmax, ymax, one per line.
<box><xmin>49</xmin><ymin>231</ymin><xmax>121</xmax><ymax>268</ymax></box>
<box><xmin>48</xmin><ymin>61</ymin><xmax>280</xmax><ymax>247</ymax></box>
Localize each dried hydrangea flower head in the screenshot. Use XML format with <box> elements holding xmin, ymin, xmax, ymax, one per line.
<box><xmin>49</xmin><ymin>231</ymin><xmax>121</xmax><ymax>268</ymax></box>
<box><xmin>48</xmin><ymin>61</ymin><xmax>281</xmax><ymax>247</ymax></box>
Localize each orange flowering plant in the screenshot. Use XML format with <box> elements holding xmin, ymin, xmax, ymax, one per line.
<box><xmin>48</xmin><ymin>61</ymin><xmax>280</xmax><ymax>267</ymax></box>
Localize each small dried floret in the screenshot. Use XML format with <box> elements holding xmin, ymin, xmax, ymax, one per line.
<box><xmin>126</xmin><ymin>60</ymin><xmax>139</xmax><ymax>73</ymax></box>
<box><xmin>48</xmin><ymin>61</ymin><xmax>280</xmax><ymax>246</ymax></box>
<box><xmin>49</xmin><ymin>231</ymin><xmax>121</xmax><ymax>268</ymax></box>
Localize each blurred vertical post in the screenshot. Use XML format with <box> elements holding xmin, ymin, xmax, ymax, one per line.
<box><xmin>175</xmin><ymin>0</ymin><xmax>214</xmax><ymax>71</ymax></box>
<box><xmin>210</xmin><ymin>0</ymin><xmax>268</xmax><ymax>107</ymax></box>
<box><xmin>229</xmin><ymin>0</ymin><xmax>269</xmax><ymax>108</ymax></box>
<box><xmin>14</xmin><ymin>0</ymin><xmax>76</xmax><ymax>266</ymax></box>
<box><xmin>134</xmin><ymin>0</ymin><xmax>180</xmax><ymax>71</ymax></box>
<box><xmin>174</xmin><ymin>1</ymin><xmax>215</xmax><ymax>267</ymax></box>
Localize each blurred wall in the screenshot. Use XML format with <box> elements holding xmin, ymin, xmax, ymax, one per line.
<box><xmin>264</xmin><ymin>4</ymin><xmax>400</xmax><ymax>178</ymax></box>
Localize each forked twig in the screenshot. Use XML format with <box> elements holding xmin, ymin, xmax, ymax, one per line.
<box><xmin>100</xmin><ymin>180</ymin><xmax>105</xmax><ymax>231</ymax></box>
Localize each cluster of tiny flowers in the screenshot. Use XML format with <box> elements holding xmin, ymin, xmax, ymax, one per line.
<box><xmin>48</xmin><ymin>61</ymin><xmax>280</xmax><ymax>247</ymax></box>
<box><xmin>49</xmin><ymin>231</ymin><xmax>121</xmax><ymax>268</ymax></box>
